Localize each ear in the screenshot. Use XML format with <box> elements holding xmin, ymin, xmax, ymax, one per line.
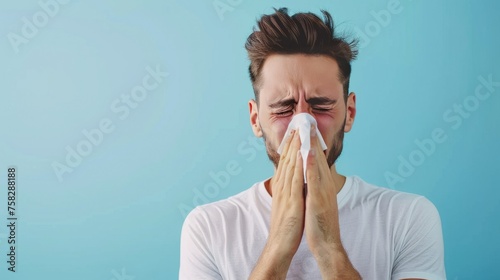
<box><xmin>344</xmin><ymin>92</ymin><xmax>356</xmax><ymax>133</ymax></box>
<box><xmin>249</xmin><ymin>99</ymin><xmax>263</xmax><ymax>137</ymax></box>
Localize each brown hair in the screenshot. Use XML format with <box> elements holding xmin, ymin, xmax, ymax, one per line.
<box><xmin>245</xmin><ymin>8</ymin><xmax>358</xmax><ymax>103</ymax></box>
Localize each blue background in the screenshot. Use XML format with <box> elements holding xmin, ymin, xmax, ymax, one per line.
<box><xmin>0</xmin><ymin>0</ymin><xmax>499</xmax><ymax>279</ymax></box>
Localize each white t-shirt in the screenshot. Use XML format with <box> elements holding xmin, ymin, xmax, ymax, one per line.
<box><xmin>179</xmin><ymin>176</ymin><xmax>446</xmax><ymax>279</ymax></box>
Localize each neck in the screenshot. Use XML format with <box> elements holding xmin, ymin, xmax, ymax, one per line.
<box><xmin>265</xmin><ymin>163</ymin><xmax>346</xmax><ymax>197</ymax></box>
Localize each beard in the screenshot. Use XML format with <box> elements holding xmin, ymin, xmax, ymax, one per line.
<box><xmin>261</xmin><ymin>117</ymin><xmax>346</xmax><ymax>169</ymax></box>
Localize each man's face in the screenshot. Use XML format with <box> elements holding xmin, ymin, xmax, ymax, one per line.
<box><xmin>249</xmin><ymin>54</ymin><xmax>356</xmax><ymax>169</ymax></box>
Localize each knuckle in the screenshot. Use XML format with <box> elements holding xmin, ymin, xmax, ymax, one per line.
<box><xmin>283</xmin><ymin>157</ymin><xmax>290</xmax><ymax>167</ymax></box>
<box><xmin>279</xmin><ymin>154</ymin><xmax>288</xmax><ymax>165</ymax></box>
<box><xmin>279</xmin><ymin>153</ymin><xmax>290</xmax><ymax>165</ymax></box>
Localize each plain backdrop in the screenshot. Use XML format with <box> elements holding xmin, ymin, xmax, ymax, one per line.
<box><xmin>0</xmin><ymin>0</ymin><xmax>499</xmax><ymax>279</ymax></box>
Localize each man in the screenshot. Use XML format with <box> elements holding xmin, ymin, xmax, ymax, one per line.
<box><xmin>180</xmin><ymin>8</ymin><xmax>445</xmax><ymax>279</ymax></box>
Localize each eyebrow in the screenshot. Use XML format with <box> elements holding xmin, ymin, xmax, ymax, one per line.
<box><xmin>306</xmin><ymin>97</ymin><xmax>337</xmax><ymax>106</ymax></box>
<box><xmin>268</xmin><ymin>96</ymin><xmax>337</xmax><ymax>109</ymax></box>
<box><xmin>268</xmin><ymin>98</ymin><xmax>296</xmax><ymax>109</ymax></box>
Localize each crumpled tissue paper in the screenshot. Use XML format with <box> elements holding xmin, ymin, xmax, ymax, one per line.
<box><xmin>277</xmin><ymin>113</ymin><xmax>327</xmax><ymax>183</ymax></box>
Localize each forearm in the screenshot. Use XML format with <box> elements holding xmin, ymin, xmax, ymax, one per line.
<box><xmin>249</xmin><ymin>244</ymin><xmax>293</xmax><ymax>280</ymax></box>
<box><xmin>314</xmin><ymin>246</ymin><xmax>361</xmax><ymax>280</ymax></box>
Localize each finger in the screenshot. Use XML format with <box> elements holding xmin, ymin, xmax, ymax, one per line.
<box><xmin>275</xmin><ymin>130</ymin><xmax>295</xmax><ymax>181</ymax></box>
<box><xmin>310</xmin><ymin>125</ymin><xmax>329</xmax><ymax>175</ymax></box>
<box><xmin>280</xmin><ymin>129</ymin><xmax>296</xmax><ymax>160</ymax></box>
<box><xmin>291</xmin><ymin>150</ymin><xmax>304</xmax><ymax>198</ymax></box>
<box><xmin>284</xmin><ymin>131</ymin><xmax>301</xmax><ymax>195</ymax></box>
<box><xmin>310</xmin><ymin>125</ymin><xmax>323</xmax><ymax>156</ymax></box>
<box><xmin>305</xmin><ymin>148</ymin><xmax>321</xmax><ymax>192</ymax></box>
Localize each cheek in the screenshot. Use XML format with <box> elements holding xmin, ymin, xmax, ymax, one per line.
<box><xmin>273</xmin><ymin>118</ymin><xmax>291</xmax><ymax>142</ymax></box>
<box><xmin>315</xmin><ymin>115</ymin><xmax>332</xmax><ymax>133</ymax></box>
<box><xmin>316</xmin><ymin>116</ymin><xmax>337</xmax><ymax>145</ymax></box>
<box><xmin>265</xmin><ymin>115</ymin><xmax>293</xmax><ymax>146</ymax></box>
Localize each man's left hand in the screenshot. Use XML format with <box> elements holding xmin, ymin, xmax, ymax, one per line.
<box><xmin>304</xmin><ymin>124</ymin><xmax>361</xmax><ymax>279</ymax></box>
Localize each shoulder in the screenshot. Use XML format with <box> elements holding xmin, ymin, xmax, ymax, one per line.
<box><xmin>345</xmin><ymin>176</ymin><xmax>442</xmax><ymax>232</ymax></box>
<box><xmin>183</xmin><ymin>181</ymin><xmax>262</xmax><ymax>229</ymax></box>
<box><xmin>349</xmin><ymin>176</ymin><xmax>438</xmax><ymax>213</ymax></box>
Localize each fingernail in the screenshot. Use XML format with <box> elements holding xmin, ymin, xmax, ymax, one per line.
<box><xmin>310</xmin><ymin>148</ymin><xmax>315</xmax><ymax>156</ymax></box>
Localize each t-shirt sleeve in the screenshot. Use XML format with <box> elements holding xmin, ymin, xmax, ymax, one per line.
<box><xmin>391</xmin><ymin>197</ymin><xmax>446</xmax><ymax>280</ymax></box>
<box><xmin>179</xmin><ymin>207</ymin><xmax>222</xmax><ymax>280</ymax></box>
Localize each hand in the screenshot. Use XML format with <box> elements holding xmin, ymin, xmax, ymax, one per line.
<box><xmin>249</xmin><ymin>129</ymin><xmax>306</xmax><ymax>279</ymax></box>
<box><xmin>304</xmin><ymin>124</ymin><xmax>341</xmax><ymax>253</ymax></box>
<box><xmin>304</xmin><ymin>124</ymin><xmax>361</xmax><ymax>279</ymax></box>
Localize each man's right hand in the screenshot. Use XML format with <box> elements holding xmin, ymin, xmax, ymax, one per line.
<box><xmin>249</xmin><ymin>129</ymin><xmax>305</xmax><ymax>279</ymax></box>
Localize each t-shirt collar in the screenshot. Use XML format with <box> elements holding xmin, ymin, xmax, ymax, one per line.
<box><xmin>258</xmin><ymin>176</ymin><xmax>353</xmax><ymax>208</ymax></box>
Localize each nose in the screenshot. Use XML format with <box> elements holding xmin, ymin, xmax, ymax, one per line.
<box><xmin>295</xmin><ymin>97</ymin><xmax>311</xmax><ymax>115</ymax></box>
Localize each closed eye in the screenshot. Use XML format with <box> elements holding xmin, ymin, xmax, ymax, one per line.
<box><xmin>275</xmin><ymin>110</ymin><xmax>293</xmax><ymax>116</ymax></box>
<box><xmin>313</xmin><ymin>107</ymin><xmax>330</xmax><ymax>112</ymax></box>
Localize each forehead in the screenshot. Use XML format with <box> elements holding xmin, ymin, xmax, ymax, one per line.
<box><xmin>259</xmin><ymin>54</ymin><xmax>343</xmax><ymax>102</ymax></box>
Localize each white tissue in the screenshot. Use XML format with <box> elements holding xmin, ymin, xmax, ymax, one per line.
<box><xmin>277</xmin><ymin>113</ymin><xmax>327</xmax><ymax>183</ymax></box>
